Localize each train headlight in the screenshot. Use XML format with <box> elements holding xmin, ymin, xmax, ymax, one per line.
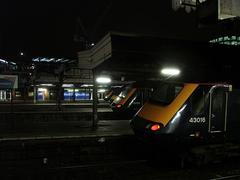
<box><xmin>150</xmin><ymin>124</ymin><xmax>161</xmax><ymax>131</ymax></box>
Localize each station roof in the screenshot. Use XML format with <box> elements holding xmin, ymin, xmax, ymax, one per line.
<box><xmin>78</xmin><ymin>32</ymin><xmax>240</xmax><ymax>84</ymax></box>
<box><xmin>0</xmin><ymin>58</ymin><xmax>17</xmax><ymax>66</ymax></box>
<box><xmin>32</xmin><ymin>57</ymin><xmax>73</xmax><ymax>63</ymax></box>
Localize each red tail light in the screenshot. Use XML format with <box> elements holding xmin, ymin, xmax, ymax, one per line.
<box><xmin>116</xmin><ymin>104</ymin><xmax>122</xmax><ymax>108</ymax></box>
<box><xmin>151</xmin><ymin>124</ymin><xmax>160</xmax><ymax>131</ymax></box>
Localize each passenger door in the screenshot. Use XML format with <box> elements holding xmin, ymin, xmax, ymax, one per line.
<box><xmin>209</xmin><ymin>86</ymin><xmax>230</xmax><ymax>133</ymax></box>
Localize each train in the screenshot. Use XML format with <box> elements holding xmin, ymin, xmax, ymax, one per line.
<box><xmin>110</xmin><ymin>81</ymin><xmax>162</xmax><ymax>115</ymax></box>
<box><xmin>130</xmin><ymin>81</ymin><xmax>240</xmax><ymax>145</ymax></box>
<box><xmin>104</xmin><ymin>86</ymin><xmax>123</xmax><ymax>103</ymax></box>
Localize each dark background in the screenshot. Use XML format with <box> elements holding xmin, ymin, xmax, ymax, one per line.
<box><xmin>0</xmin><ymin>0</ymin><xmax>214</xmax><ymax>60</ymax></box>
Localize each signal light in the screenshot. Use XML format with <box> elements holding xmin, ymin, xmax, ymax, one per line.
<box><xmin>150</xmin><ymin>124</ymin><xmax>160</xmax><ymax>131</ymax></box>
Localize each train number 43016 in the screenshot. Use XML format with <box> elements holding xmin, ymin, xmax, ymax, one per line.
<box><xmin>189</xmin><ymin>117</ymin><xmax>206</xmax><ymax>123</ymax></box>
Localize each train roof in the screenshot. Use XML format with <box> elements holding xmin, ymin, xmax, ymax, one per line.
<box><xmin>117</xmin><ymin>80</ymin><xmax>230</xmax><ymax>89</ymax></box>
<box><xmin>124</xmin><ymin>80</ymin><xmax>231</xmax><ymax>88</ymax></box>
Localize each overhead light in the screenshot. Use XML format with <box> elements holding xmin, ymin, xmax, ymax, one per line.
<box><xmin>0</xmin><ymin>59</ymin><xmax>8</xmax><ymax>64</ymax></box>
<box><xmin>62</xmin><ymin>84</ymin><xmax>74</xmax><ymax>88</ymax></box>
<box><xmin>65</xmin><ymin>89</ymin><xmax>74</xmax><ymax>92</ymax></box>
<box><xmin>81</xmin><ymin>84</ymin><xmax>93</xmax><ymax>87</ymax></box>
<box><xmin>96</xmin><ymin>77</ymin><xmax>111</xmax><ymax>84</ymax></box>
<box><xmin>98</xmin><ymin>89</ymin><xmax>106</xmax><ymax>93</ymax></box>
<box><xmin>161</xmin><ymin>68</ymin><xmax>180</xmax><ymax>77</ymax></box>
<box><xmin>38</xmin><ymin>88</ymin><xmax>47</xmax><ymax>92</ymax></box>
<box><xmin>40</xmin><ymin>84</ymin><xmax>53</xmax><ymax>86</ymax></box>
<box><xmin>32</xmin><ymin>58</ymin><xmax>39</xmax><ymax>62</ymax></box>
<box><xmin>10</xmin><ymin>61</ymin><xmax>16</xmax><ymax>65</ymax></box>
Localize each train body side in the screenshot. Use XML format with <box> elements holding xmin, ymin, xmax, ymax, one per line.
<box><xmin>131</xmin><ymin>83</ymin><xmax>239</xmax><ymax>144</ymax></box>
<box><xmin>226</xmin><ymin>89</ymin><xmax>240</xmax><ymax>141</ymax></box>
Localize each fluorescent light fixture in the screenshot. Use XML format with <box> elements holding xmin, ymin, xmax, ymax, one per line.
<box><xmin>40</xmin><ymin>58</ymin><xmax>47</xmax><ymax>62</ymax></box>
<box><xmin>81</xmin><ymin>84</ymin><xmax>93</xmax><ymax>87</ymax></box>
<box><xmin>40</xmin><ymin>84</ymin><xmax>54</xmax><ymax>87</ymax></box>
<box><xmin>65</xmin><ymin>89</ymin><xmax>74</xmax><ymax>92</ymax></box>
<box><xmin>10</xmin><ymin>61</ymin><xmax>16</xmax><ymax>65</ymax></box>
<box><xmin>161</xmin><ymin>68</ymin><xmax>180</xmax><ymax>76</ymax></box>
<box><xmin>0</xmin><ymin>59</ymin><xmax>8</xmax><ymax>64</ymax></box>
<box><xmin>38</xmin><ymin>88</ymin><xmax>47</xmax><ymax>92</ymax></box>
<box><xmin>62</xmin><ymin>84</ymin><xmax>74</xmax><ymax>87</ymax></box>
<box><xmin>98</xmin><ymin>89</ymin><xmax>106</xmax><ymax>93</ymax></box>
<box><xmin>96</xmin><ymin>77</ymin><xmax>111</xmax><ymax>84</ymax></box>
<box><xmin>32</xmin><ymin>58</ymin><xmax>39</xmax><ymax>62</ymax></box>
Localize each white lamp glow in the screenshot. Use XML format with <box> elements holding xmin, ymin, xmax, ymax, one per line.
<box><xmin>98</xmin><ymin>89</ymin><xmax>107</xmax><ymax>93</ymax></box>
<box><xmin>96</xmin><ymin>77</ymin><xmax>111</xmax><ymax>84</ymax></box>
<box><xmin>161</xmin><ymin>68</ymin><xmax>180</xmax><ymax>77</ymax></box>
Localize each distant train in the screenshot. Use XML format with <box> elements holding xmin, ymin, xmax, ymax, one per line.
<box><xmin>104</xmin><ymin>86</ymin><xmax>123</xmax><ymax>103</ymax></box>
<box><xmin>130</xmin><ymin>82</ymin><xmax>240</xmax><ymax>144</ymax></box>
<box><xmin>111</xmin><ymin>81</ymin><xmax>161</xmax><ymax>114</ymax></box>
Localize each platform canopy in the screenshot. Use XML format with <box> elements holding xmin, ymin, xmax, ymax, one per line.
<box><xmin>0</xmin><ymin>75</ymin><xmax>18</xmax><ymax>89</ymax></box>
<box><xmin>78</xmin><ymin>32</ymin><xmax>240</xmax><ymax>84</ymax></box>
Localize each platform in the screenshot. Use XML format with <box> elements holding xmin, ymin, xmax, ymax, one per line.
<box><xmin>0</xmin><ymin>120</ymin><xmax>134</xmax><ymax>142</ymax></box>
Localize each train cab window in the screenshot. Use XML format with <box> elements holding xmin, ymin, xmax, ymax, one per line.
<box><xmin>190</xmin><ymin>88</ymin><xmax>208</xmax><ymax>116</ymax></box>
<box><xmin>150</xmin><ymin>83</ymin><xmax>183</xmax><ymax>105</ymax></box>
<box><xmin>118</xmin><ymin>85</ymin><xmax>133</xmax><ymax>99</ymax></box>
<box><xmin>140</xmin><ymin>88</ymin><xmax>155</xmax><ymax>101</ymax></box>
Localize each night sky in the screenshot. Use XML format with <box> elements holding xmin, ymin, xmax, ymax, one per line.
<box><xmin>0</xmin><ymin>0</ymin><xmax>213</xmax><ymax>61</ymax></box>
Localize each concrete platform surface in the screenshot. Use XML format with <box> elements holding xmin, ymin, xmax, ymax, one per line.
<box><xmin>0</xmin><ymin>120</ymin><xmax>134</xmax><ymax>141</ymax></box>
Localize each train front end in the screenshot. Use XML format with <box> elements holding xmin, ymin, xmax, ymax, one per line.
<box><xmin>130</xmin><ymin>82</ymin><xmax>202</xmax><ymax>143</ymax></box>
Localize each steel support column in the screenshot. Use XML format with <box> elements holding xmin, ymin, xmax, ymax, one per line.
<box><xmin>92</xmin><ymin>69</ymin><xmax>98</xmax><ymax>128</ymax></box>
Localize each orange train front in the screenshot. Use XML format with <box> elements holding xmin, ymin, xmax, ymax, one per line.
<box><xmin>130</xmin><ymin>82</ymin><xmax>240</xmax><ymax>144</ymax></box>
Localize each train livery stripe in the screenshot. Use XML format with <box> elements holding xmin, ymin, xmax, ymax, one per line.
<box><xmin>110</xmin><ymin>95</ymin><xmax>117</xmax><ymax>101</ymax></box>
<box><xmin>138</xmin><ymin>83</ymin><xmax>198</xmax><ymax>126</ymax></box>
<box><xmin>119</xmin><ymin>88</ymin><xmax>137</xmax><ymax>105</ymax></box>
<box><xmin>106</xmin><ymin>91</ymin><xmax>113</xmax><ymax>98</ymax></box>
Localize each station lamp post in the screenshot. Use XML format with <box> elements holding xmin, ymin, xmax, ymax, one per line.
<box><xmin>92</xmin><ymin>75</ymin><xmax>111</xmax><ymax>128</ymax></box>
